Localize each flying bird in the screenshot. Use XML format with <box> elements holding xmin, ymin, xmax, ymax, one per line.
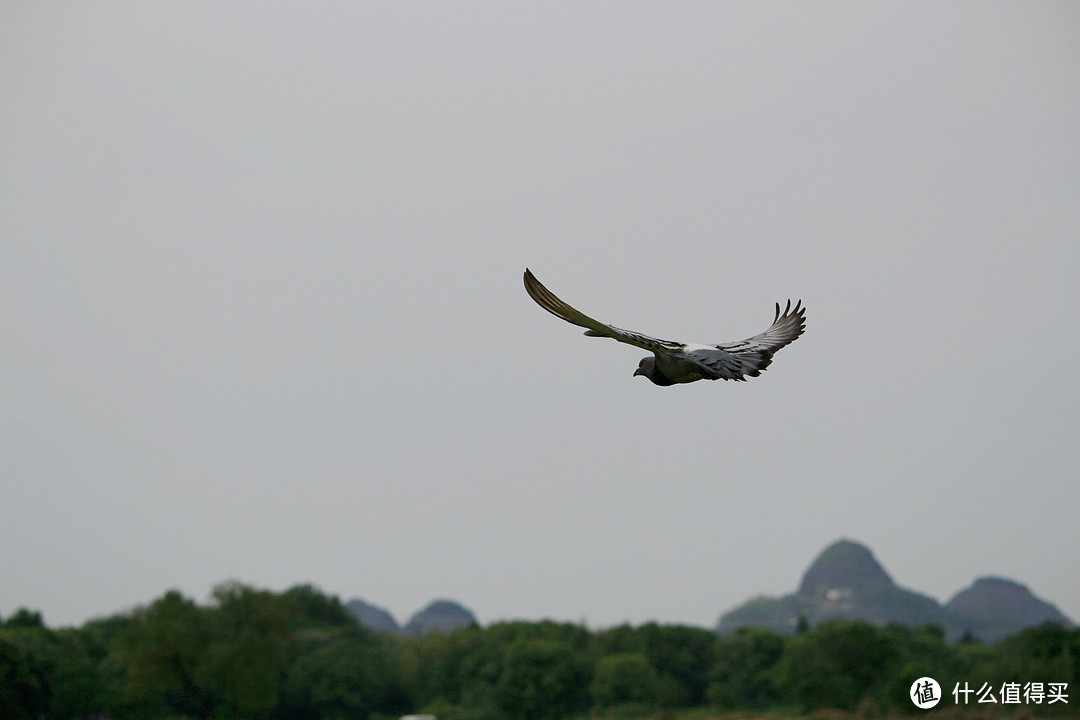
<box><xmin>523</xmin><ymin>268</ymin><xmax>805</xmax><ymax>386</ymax></box>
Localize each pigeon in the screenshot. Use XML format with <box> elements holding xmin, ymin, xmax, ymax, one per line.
<box><xmin>523</xmin><ymin>268</ymin><xmax>805</xmax><ymax>386</ymax></box>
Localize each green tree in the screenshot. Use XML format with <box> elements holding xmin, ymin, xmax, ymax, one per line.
<box><xmin>115</xmin><ymin>589</ymin><xmax>218</xmax><ymax>717</ymax></box>
<box><xmin>403</xmin><ymin>625</ymin><xmax>498</xmax><ymax>710</ymax></box>
<box><xmin>881</xmin><ymin>623</ymin><xmax>956</xmax><ymax>710</ymax></box>
<box><xmin>278</xmin><ymin>628</ymin><xmax>406</xmax><ymax>720</ymax></box>
<box><xmin>282</xmin><ymin>583</ymin><xmax>355</xmax><ymax>628</ymax></box>
<box><xmin>0</xmin><ymin>632</ymin><xmax>47</xmax><ymax>720</ymax></box>
<box><xmin>208</xmin><ymin>582</ymin><xmax>294</xmax><ymax>718</ymax></box>
<box><xmin>774</xmin><ymin>619</ymin><xmax>898</xmax><ymax>711</ymax></box>
<box><xmin>591</xmin><ymin>652</ymin><xmax>657</xmax><ymax>709</ymax></box>
<box><xmin>404</xmin><ymin>620</ymin><xmax>590</xmax><ymax>718</ymax></box>
<box><xmin>495</xmin><ymin>638</ymin><xmax>590</xmax><ymax>720</ymax></box>
<box><xmin>999</xmin><ymin>622</ymin><xmax>1079</xmax><ymax>679</ymax></box>
<box><xmin>591</xmin><ymin>624</ymin><xmax>644</xmax><ymax>656</ymax></box>
<box><xmin>0</xmin><ymin>624</ymin><xmax>101</xmax><ymax>720</ymax></box>
<box><xmin>591</xmin><ymin>622</ymin><xmax>717</xmax><ymax>706</ymax></box>
<box><xmin>970</xmin><ymin>622</ymin><xmax>1080</xmax><ymax>712</ymax></box>
<box><xmin>636</xmin><ymin>623</ymin><xmax>718</xmax><ymax>706</ymax></box>
<box><xmin>706</xmin><ymin>626</ymin><xmax>785</xmax><ymax>708</ymax></box>
<box><xmin>4</xmin><ymin>608</ymin><xmax>45</xmax><ymax>628</ymax></box>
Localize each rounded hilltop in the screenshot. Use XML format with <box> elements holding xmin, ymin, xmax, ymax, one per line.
<box><xmin>798</xmin><ymin>538</ymin><xmax>894</xmax><ymax>597</ymax></box>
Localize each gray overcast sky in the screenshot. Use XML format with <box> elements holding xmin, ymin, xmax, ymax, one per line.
<box><xmin>2</xmin><ymin>3</ymin><xmax>1079</xmax><ymax>630</ymax></box>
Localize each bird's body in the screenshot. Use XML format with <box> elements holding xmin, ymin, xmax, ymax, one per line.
<box><xmin>523</xmin><ymin>268</ymin><xmax>805</xmax><ymax>386</ymax></box>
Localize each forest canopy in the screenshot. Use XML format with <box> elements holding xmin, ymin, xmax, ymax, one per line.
<box><xmin>1</xmin><ymin>582</ymin><xmax>1076</xmax><ymax>720</ymax></box>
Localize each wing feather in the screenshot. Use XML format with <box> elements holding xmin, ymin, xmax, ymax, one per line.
<box><xmin>680</xmin><ymin>299</ymin><xmax>806</xmax><ymax>380</ymax></box>
<box><xmin>523</xmin><ymin>269</ymin><xmax>684</xmax><ymax>355</ymax></box>
<box><xmin>714</xmin><ymin>300</ymin><xmax>805</xmax><ymax>353</ymax></box>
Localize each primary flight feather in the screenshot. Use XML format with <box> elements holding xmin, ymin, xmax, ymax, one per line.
<box><xmin>523</xmin><ymin>268</ymin><xmax>805</xmax><ymax>386</ymax></box>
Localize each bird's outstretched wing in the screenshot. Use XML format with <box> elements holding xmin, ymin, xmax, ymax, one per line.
<box><xmin>680</xmin><ymin>300</ymin><xmax>806</xmax><ymax>380</ymax></box>
<box><xmin>717</xmin><ymin>299</ymin><xmax>805</xmax><ymax>356</ymax></box>
<box><xmin>523</xmin><ymin>268</ymin><xmax>685</xmax><ymax>355</ymax></box>
<box><xmin>525</xmin><ymin>268</ymin><xmax>806</xmax><ymax>382</ymax></box>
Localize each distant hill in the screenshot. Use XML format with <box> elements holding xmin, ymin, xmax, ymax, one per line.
<box><xmin>946</xmin><ymin>577</ymin><xmax>1072</xmax><ymax>643</ymax></box>
<box><xmin>345</xmin><ymin>597</ymin><xmax>477</xmax><ymax>637</ymax></box>
<box><xmin>344</xmin><ymin>598</ymin><xmax>400</xmax><ymax>634</ymax></box>
<box><xmin>717</xmin><ymin>539</ymin><xmax>1072</xmax><ymax>643</ymax></box>
<box><xmin>404</xmin><ymin>599</ymin><xmax>477</xmax><ymax>637</ymax></box>
<box><xmin>798</xmin><ymin>539</ymin><xmax>894</xmax><ymax>595</ymax></box>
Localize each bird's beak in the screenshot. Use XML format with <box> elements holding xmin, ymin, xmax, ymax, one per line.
<box><xmin>633</xmin><ymin>367</ymin><xmax>643</xmax><ymax>377</ymax></box>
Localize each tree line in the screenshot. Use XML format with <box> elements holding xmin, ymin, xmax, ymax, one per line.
<box><xmin>1</xmin><ymin>582</ymin><xmax>1076</xmax><ymax>719</ymax></box>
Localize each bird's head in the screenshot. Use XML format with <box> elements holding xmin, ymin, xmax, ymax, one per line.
<box><xmin>634</xmin><ymin>356</ymin><xmax>675</xmax><ymax>386</ymax></box>
<box><xmin>633</xmin><ymin>357</ymin><xmax>654</xmax><ymax>379</ymax></box>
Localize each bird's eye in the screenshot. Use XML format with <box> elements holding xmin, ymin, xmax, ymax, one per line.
<box><xmin>639</xmin><ymin>359</ymin><xmax>647</xmax><ymax>367</ymax></box>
